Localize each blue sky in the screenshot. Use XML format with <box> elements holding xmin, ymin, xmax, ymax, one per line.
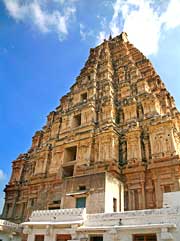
<box><xmin>0</xmin><ymin>0</ymin><xmax>180</xmax><ymax>213</ymax></box>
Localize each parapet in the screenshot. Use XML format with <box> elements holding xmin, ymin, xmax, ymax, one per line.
<box><xmin>163</xmin><ymin>191</ymin><xmax>180</xmax><ymax>208</ymax></box>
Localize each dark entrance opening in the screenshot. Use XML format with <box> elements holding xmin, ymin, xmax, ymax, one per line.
<box><xmin>56</xmin><ymin>234</ymin><xmax>72</xmax><ymax>241</ymax></box>
<box><xmin>90</xmin><ymin>236</ymin><xmax>103</xmax><ymax>241</ymax></box>
<box><xmin>133</xmin><ymin>234</ymin><xmax>157</xmax><ymax>241</ymax></box>
<box><xmin>35</xmin><ymin>235</ymin><xmax>44</xmax><ymax>241</ymax></box>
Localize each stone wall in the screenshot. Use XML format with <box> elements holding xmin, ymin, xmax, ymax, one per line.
<box><xmin>0</xmin><ymin>219</ymin><xmax>22</xmax><ymax>241</ymax></box>
<box><xmin>2</xmin><ymin>32</ymin><xmax>180</xmax><ymax>223</ymax></box>
<box><xmin>23</xmin><ymin>192</ymin><xmax>180</xmax><ymax>241</ymax></box>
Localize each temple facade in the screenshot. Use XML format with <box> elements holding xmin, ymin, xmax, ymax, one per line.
<box><xmin>0</xmin><ymin>219</ymin><xmax>21</xmax><ymax>241</ymax></box>
<box><xmin>22</xmin><ymin>191</ymin><xmax>180</xmax><ymax>241</ymax></box>
<box><xmin>1</xmin><ymin>32</ymin><xmax>180</xmax><ymax>239</ymax></box>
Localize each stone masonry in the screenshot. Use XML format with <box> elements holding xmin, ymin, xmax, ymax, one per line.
<box><xmin>1</xmin><ymin>32</ymin><xmax>180</xmax><ymax>224</ymax></box>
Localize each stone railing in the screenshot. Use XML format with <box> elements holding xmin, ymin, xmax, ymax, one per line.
<box><xmin>30</xmin><ymin>208</ymin><xmax>86</xmax><ymax>222</ymax></box>
<box><xmin>0</xmin><ymin>219</ymin><xmax>21</xmax><ymax>231</ymax></box>
<box><xmin>85</xmin><ymin>207</ymin><xmax>180</xmax><ymax>227</ymax></box>
<box><xmin>84</xmin><ymin>191</ymin><xmax>180</xmax><ymax>228</ymax></box>
<box><xmin>163</xmin><ymin>191</ymin><xmax>180</xmax><ymax>208</ymax></box>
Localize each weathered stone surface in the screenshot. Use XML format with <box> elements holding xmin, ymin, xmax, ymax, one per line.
<box><xmin>22</xmin><ymin>192</ymin><xmax>180</xmax><ymax>241</ymax></box>
<box><xmin>2</xmin><ymin>32</ymin><xmax>180</xmax><ymax>223</ymax></box>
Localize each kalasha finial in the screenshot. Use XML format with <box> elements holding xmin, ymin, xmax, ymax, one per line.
<box><xmin>120</xmin><ymin>32</ymin><xmax>128</xmax><ymax>42</ymax></box>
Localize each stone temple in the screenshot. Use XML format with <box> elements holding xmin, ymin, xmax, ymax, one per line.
<box><xmin>1</xmin><ymin>32</ymin><xmax>180</xmax><ymax>241</ymax></box>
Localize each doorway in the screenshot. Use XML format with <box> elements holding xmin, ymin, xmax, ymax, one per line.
<box><xmin>56</xmin><ymin>234</ymin><xmax>72</xmax><ymax>241</ymax></box>
<box><xmin>133</xmin><ymin>234</ymin><xmax>157</xmax><ymax>241</ymax></box>
<box><xmin>90</xmin><ymin>236</ymin><xmax>103</xmax><ymax>241</ymax></box>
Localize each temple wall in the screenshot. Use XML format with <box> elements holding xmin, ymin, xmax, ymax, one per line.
<box><xmin>2</xmin><ymin>32</ymin><xmax>180</xmax><ymax>226</ymax></box>
<box><xmin>23</xmin><ymin>192</ymin><xmax>180</xmax><ymax>241</ymax></box>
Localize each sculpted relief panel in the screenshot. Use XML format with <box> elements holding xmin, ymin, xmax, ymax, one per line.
<box><xmin>137</xmin><ymin>80</ymin><xmax>150</xmax><ymax>94</ymax></box>
<box><xmin>174</xmin><ymin>130</ymin><xmax>180</xmax><ymax>155</ymax></box>
<box><xmin>50</xmin><ymin>122</ymin><xmax>60</xmax><ymax>139</ymax></box>
<box><xmin>61</xmin><ymin>116</ymin><xmax>70</xmax><ymax>131</ymax></box>
<box><xmin>118</xmin><ymin>67</ymin><xmax>125</xmax><ymax>81</ymax></box>
<box><xmin>121</xmin><ymin>86</ymin><xmax>131</xmax><ymax>98</ymax></box>
<box><xmin>98</xmin><ymin>137</ymin><xmax>111</xmax><ymax>162</ymax></box>
<box><xmin>10</xmin><ymin>163</ymin><xmax>23</xmax><ymax>183</ymax></box>
<box><xmin>61</xmin><ymin>96</ymin><xmax>69</xmax><ymax>111</ymax></box>
<box><xmin>82</xmin><ymin>107</ymin><xmax>96</xmax><ymax>125</ymax></box>
<box><xmin>21</xmin><ymin>161</ymin><xmax>34</xmax><ymax>182</ymax></box>
<box><xmin>101</xmin><ymin>106</ymin><xmax>115</xmax><ymax>122</ymax></box>
<box><xmin>149</xmin><ymin>125</ymin><xmax>177</xmax><ymax>159</ymax></box>
<box><xmin>49</xmin><ymin>147</ymin><xmax>63</xmax><ymax>174</ymax></box>
<box><xmin>41</xmin><ymin>131</ymin><xmax>50</xmax><ymax>145</ymax></box>
<box><xmin>142</xmin><ymin>98</ymin><xmax>161</xmax><ymax>116</ymax></box>
<box><xmin>102</xmin><ymin>141</ymin><xmax>111</xmax><ymax>161</ymax></box>
<box><xmin>98</xmin><ymin>135</ymin><xmax>118</xmax><ymax>162</ymax></box>
<box><xmin>34</xmin><ymin>150</ymin><xmax>49</xmax><ymax>175</ymax></box>
<box><xmin>78</xmin><ymin>142</ymin><xmax>91</xmax><ymax>165</ymax></box>
<box><xmin>126</xmin><ymin>130</ymin><xmax>142</xmax><ymax>164</ymax></box>
<box><xmin>123</xmin><ymin>104</ymin><xmax>137</xmax><ymax>122</ymax></box>
<box><xmin>32</xmin><ymin>131</ymin><xmax>42</xmax><ymax>149</ymax></box>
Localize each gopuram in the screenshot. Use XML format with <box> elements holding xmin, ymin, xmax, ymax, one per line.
<box><xmin>2</xmin><ymin>32</ymin><xmax>180</xmax><ymax>225</ymax></box>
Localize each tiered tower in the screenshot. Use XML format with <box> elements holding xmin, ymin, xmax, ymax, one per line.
<box><xmin>2</xmin><ymin>33</ymin><xmax>180</xmax><ymax>223</ymax></box>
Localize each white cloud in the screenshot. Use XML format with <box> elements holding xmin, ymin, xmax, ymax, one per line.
<box><xmin>4</xmin><ymin>0</ymin><xmax>28</xmax><ymax>20</ymax></box>
<box><xmin>0</xmin><ymin>169</ymin><xmax>6</xmax><ymax>181</ymax></box>
<box><xmin>161</xmin><ymin>0</ymin><xmax>180</xmax><ymax>29</ymax></box>
<box><xmin>79</xmin><ymin>23</ymin><xmax>95</xmax><ymax>42</ymax></box>
<box><xmin>31</xmin><ymin>2</ymin><xmax>49</xmax><ymax>33</ymax></box>
<box><xmin>4</xmin><ymin>0</ymin><xmax>180</xmax><ymax>51</ymax></box>
<box><xmin>0</xmin><ymin>194</ymin><xmax>5</xmax><ymax>214</ymax></box>
<box><xmin>122</xmin><ymin>0</ymin><xmax>161</xmax><ymax>56</ymax></box>
<box><xmin>80</xmin><ymin>23</ymin><xmax>86</xmax><ymax>40</ymax></box>
<box><xmin>98</xmin><ymin>0</ymin><xmax>180</xmax><ymax>55</ymax></box>
<box><xmin>3</xmin><ymin>0</ymin><xmax>77</xmax><ymax>40</ymax></box>
<box><xmin>97</xmin><ymin>31</ymin><xmax>108</xmax><ymax>45</ymax></box>
<box><xmin>96</xmin><ymin>16</ymin><xmax>109</xmax><ymax>44</ymax></box>
<box><xmin>109</xmin><ymin>0</ymin><xmax>123</xmax><ymax>37</ymax></box>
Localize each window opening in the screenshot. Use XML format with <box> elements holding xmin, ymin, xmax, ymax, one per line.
<box><xmin>62</xmin><ymin>165</ymin><xmax>74</xmax><ymax>178</ymax></box>
<box><xmin>73</xmin><ymin>114</ymin><xmax>81</xmax><ymax>128</ymax></box>
<box><xmin>79</xmin><ymin>185</ymin><xmax>86</xmax><ymax>191</ymax></box>
<box><xmin>81</xmin><ymin>92</ymin><xmax>87</xmax><ymax>102</ymax></box>
<box><xmin>113</xmin><ymin>198</ymin><xmax>117</xmax><ymax>212</ymax></box>
<box><xmin>53</xmin><ymin>200</ymin><xmax>61</xmax><ymax>204</ymax></box>
<box><xmin>48</xmin><ymin>199</ymin><xmax>61</xmax><ymax>210</ymax></box>
<box><xmin>64</xmin><ymin>146</ymin><xmax>77</xmax><ymax>162</ymax></box>
<box><xmin>48</xmin><ymin>206</ymin><xmax>60</xmax><ymax>210</ymax></box>
<box><xmin>76</xmin><ymin>197</ymin><xmax>86</xmax><ymax>208</ymax></box>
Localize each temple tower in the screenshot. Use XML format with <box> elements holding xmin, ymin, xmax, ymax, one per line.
<box><xmin>2</xmin><ymin>32</ymin><xmax>180</xmax><ymax>223</ymax></box>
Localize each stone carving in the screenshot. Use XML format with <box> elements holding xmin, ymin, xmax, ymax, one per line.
<box><xmin>126</xmin><ymin>130</ymin><xmax>142</xmax><ymax>164</ymax></box>
<box><xmin>2</xmin><ymin>32</ymin><xmax>180</xmax><ymax>223</ymax></box>
<box><xmin>10</xmin><ymin>165</ymin><xmax>22</xmax><ymax>183</ymax></box>
<box><xmin>78</xmin><ymin>144</ymin><xmax>91</xmax><ymax>164</ymax></box>
<box><xmin>34</xmin><ymin>150</ymin><xmax>49</xmax><ymax>175</ymax></box>
<box><xmin>49</xmin><ymin>149</ymin><xmax>63</xmax><ymax>174</ymax></box>
<box><xmin>121</xmin><ymin>86</ymin><xmax>131</xmax><ymax>98</ymax></box>
<box><xmin>149</xmin><ymin>125</ymin><xmax>176</xmax><ymax>158</ymax></box>
<box><xmin>123</xmin><ymin>104</ymin><xmax>137</xmax><ymax>122</ymax></box>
